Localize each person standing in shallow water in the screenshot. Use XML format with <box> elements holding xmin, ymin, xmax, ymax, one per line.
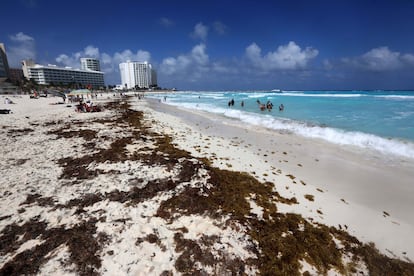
<box><xmin>241</xmin><ymin>101</ymin><xmax>244</xmax><ymax>107</ymax></box>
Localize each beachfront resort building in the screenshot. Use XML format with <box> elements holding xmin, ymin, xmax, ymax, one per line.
<box><xmin>22</xmin><ymin>59</ymin><xmax>105</xmax><ymax>88</ymax></box>
<box><xmin>119</xmin><ymin>61</ymin><xmax>157</xmax><ymax>89</ymax></box>
<box><xmin>0</xmin><ymin>43</ymin><xmax>10</xmax><ymax>80</ymax></box>
<box><xmin>81</xmin><ymin>58</ymin><xmax>101</xmax><ymax>72</ymax></box>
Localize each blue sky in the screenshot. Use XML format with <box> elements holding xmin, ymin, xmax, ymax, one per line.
<box><xmin>1</xmin><ymin>0</ymin><xmax>414</xmax><ymax>90</ymax></box>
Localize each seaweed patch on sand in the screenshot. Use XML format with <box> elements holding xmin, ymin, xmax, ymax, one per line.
<box><xmin>0</xmin><ymin>98</ymin><xmax>413</xmax><ymax>275</ymax></box>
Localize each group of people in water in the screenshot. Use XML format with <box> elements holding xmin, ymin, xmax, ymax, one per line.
<box><xmin>228</xmin><ymin>98</ymin><xmax>284</xmax><ymax>111</ymax></box>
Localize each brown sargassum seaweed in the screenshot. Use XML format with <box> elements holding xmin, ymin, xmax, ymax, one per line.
<box><xmin>1</xmin><ymin>98</ymin><xmax>413</xmax><ymax>275</ymax></box>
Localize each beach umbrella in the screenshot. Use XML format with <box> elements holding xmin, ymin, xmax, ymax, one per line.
<box><xmin>67</xmin><ymin>89</ymin><xmax>92</xmax><ymax>96</ymax></box>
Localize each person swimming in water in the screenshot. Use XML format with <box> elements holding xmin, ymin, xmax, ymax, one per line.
<box><xmin>259</xmin><ymin>104</ymin><xmax>266</xmax><ymax>111</ymax></box>
<box><xmin>266</xmin><ymin>101</ymin><xmax>273</xmax><ymax>111</ymax></box>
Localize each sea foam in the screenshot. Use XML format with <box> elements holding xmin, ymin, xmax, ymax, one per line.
<box><xmin>374</xmin><ymin>95</ymin><xmax>414</xmax><ymax>100</ymax></box>
<box><xmin>168</xmin><ymin>101</ymin><xmax>414</xmax><ymax>160</ymax></box>
<box><xmin>280</xmin><ymin>93</ymin><xmax>363</xmax><ymax>98</ymax></box>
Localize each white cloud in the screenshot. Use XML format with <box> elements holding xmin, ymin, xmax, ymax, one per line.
<box><xmin>101</xmin><ymin>53</ymin><xmax>112</xmax><ymax>65</ymax></box>
<box><xmin>55</xmin><ymin>54</ymin><xmax>77</xmax><ymax>68</ymax></box>
<box><xmin>191</xmin><ymin>22</ymin><xmax>208</xmax><ymax>41</ymax></box>
<box><xmin>245</xmin><ymin>41</ymin><xmax>319</xmax><ymax>71</ymax></box>
<box><xmin>360</xmin><ymin>47</ymin><xmax>401</xmax><ymax>71</ymax></box>
<box><xmin>212</xmin><ymin>61</ymin><xmax>238</xmax><ymax>74</ymax></box>
<box><xmin>159</xmin><ymin>17</ymin><xmax>174</xmax><ymax>27</ymax></box>
<box><xmin>10</xmin><ymin>32</ymin><xmax>34</xmax><ymax>43</ymax></box>
<box><xmin>112</xmin><ymin>49</ymin><xmax>151</xmax><ymax>65</ymax></box>
<box><xmin>343</xmin><ymin>47</ymin><xmax>414</xmax><ymax>71</ymax></box>
<box><xmin>84</xmin><ymin>45</ymin><xmax>100</xmax><ymax>58</ymax></box>
<box><xmin>402</xmin><ymin>53</ymin><xmax>414</xmax><ymax>66</ymax></box>
<box><xmin>213</xmin><ymin>21</ymin><xmax>228</xmax><ymax>35</ymax></box>
<box><xmin>159</xmin><ymin>41</ymin><xmax>321</xmax><ymax>88</ymax></box>
<box><xmin>323</xmin><ymin>59</ymin><xmax>333</xmax><ymax>70</ymax></box>
<box><xmin>7</xmin><ymin>32</ymin><xmax>36</xmax><ymax>66</ymax></box>
<box><xmin>245</xmin><ymin>43</ymin><xmax>261</xmax><ymax>63</ymax></box>
<box><xmin>159</xmin><ymin>43</ymin><xmax>209</xmax><ymax>76</ymax></box>
<box><xmin>191</xmin><ymin>44</ymin><xmax>209</xmax><ymax>65</ymax></box>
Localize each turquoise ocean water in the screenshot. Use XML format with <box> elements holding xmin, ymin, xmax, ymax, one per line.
<box><xmin>147</xmin><ymin>90</ymin><xmax>414</xmax><ymax>159</ymax></box>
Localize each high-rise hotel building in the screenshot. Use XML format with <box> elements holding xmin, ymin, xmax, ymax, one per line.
<box><xmin>0</xmin><ymin>43</ymin><xmax>10</xmax><ymax>80</ymax></box>
<box><xmin>22</xmin><ymin>59</ymin><xmax>104</xmax><ymax>88</ymax></box>
<box><xmin>81</xmin><ymin>58</ymin><xmax>101</xmax><ymax>72</ymax></box>
<box><xmin>119</xmin><ymin>61</ymin><xmax>157</xmax><ymax>89</ymax></box>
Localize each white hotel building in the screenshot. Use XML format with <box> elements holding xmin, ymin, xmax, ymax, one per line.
<box><xmin>119</xmin><ymin>61</ymin><xmax>157</xmax><ymax>89</ymax></box>
<box><xmin>22</xmin><ymin>59</ymin><xmax>105</xmax><ymax>88</ymax></box>
<box><xmin>81</xmin><ymin>58</ymin><xmax>101</xmax><ymax>72</ymax></box>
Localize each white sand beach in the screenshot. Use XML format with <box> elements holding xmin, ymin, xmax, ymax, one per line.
<box><xmin>1</xmin><ymin>94</ymin><xmax>413</xmax><ymax>275</ymax></box>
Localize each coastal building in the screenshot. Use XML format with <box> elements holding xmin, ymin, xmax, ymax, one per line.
<box><xmin>8</xmin><ymin>68</ymin><xmax>24</xmax><ymax>83</ymax></box>
<box><xmin>81</xmin><ymin>58</ymin><xmax>101</xmax><ymax>72</ymax></box>
<box><xmin>22</xmin><ymin>59</ymin><xmax>105</xmax><ymax>88</ymax></box>
<box><xmin>119</xmin><ymin>61</ymin><xmax>157</xmax><ymax>89</ymax></box>
<box><xmin>0</xmin><ymin>43</ymin><xmax>20</xmax><ymax>94</ymax></box>
<box><xmin>0</xmin><ymin>43</ymin><xmax>10</xmax><ymax>80</ymax></box>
